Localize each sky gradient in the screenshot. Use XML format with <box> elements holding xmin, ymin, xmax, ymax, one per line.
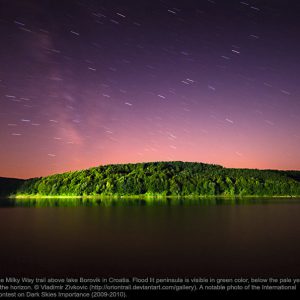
<box><xmin>1</xmin><ymin>0</ymin><xmax>300</xmax><ymax>179</ymax></box>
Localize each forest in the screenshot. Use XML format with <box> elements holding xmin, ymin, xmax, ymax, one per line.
<box><xmin>0</xmin><ymin>177</ymin><xmax>24</xmax><ymax>196</ymax></box>
<box><xmin>3</xmin><ymin>161</ymin><xmax>300</xmax><ymax>197</ymax></box>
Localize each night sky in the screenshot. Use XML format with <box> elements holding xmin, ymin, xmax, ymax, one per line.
<box><xmin>0</xmin><ymin>0</ymin><xmax>300</xmax><ymax>179</ymax></box>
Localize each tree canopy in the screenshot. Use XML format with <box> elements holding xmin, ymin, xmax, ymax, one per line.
<box><xmin>4</xmin><ymin>161</ymin><xmax>300</xmax><ymax>197</ymax></box>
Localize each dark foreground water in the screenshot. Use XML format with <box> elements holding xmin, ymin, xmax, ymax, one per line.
<box><xmin>0</xmin><ymin>197</ymin><xmax>300</xmax><ymax>277</ymax></box>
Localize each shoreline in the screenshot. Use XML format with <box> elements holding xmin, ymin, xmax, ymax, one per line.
<box><xmin>10</xmin><ymin>194</ymin><xmax>300</xmax><ymax>200</ymax></box>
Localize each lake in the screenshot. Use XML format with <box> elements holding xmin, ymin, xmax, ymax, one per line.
<box><xmin>0</xmin><ymin>197</ymin><xmax>300</xmax><ymax>277</ymax></box>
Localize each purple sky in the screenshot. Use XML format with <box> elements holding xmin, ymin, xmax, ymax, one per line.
<box><xmin>0</xmin><ymin>0</ymin><xmax>300</xmax><ymax>179</ymax></box>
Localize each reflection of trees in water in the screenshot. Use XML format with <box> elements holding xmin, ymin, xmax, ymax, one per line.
<box><xmin>8</xmin><ymin>196</ymin><xmax>300</xmax><ymax>208</ymax></box>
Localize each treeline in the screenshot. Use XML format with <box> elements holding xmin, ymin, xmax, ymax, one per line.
<box><xmin>12</xmin><ymin>161</ymin><xmax>300</xmax><ymax>197</ymax></box>
<box><xmin>0</xmin><ymin>177</ymin><xmax>24</xmax><ymax>196</ymax></box>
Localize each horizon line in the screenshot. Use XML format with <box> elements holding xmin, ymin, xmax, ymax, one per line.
<box><xmin>1</xmin><ymin>160</ymin><xmax>300</xmax><ymax>180</ymax></box>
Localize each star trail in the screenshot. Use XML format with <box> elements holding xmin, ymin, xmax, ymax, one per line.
<box><xmin>0</xmin><ymin>0</ymin><xmax>300</xmax><ymax>178</ymax></box>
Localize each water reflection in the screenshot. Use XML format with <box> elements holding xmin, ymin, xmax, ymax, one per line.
<box><xmin>0</xmin><ymin>197</ymin><xmax>300</xmax><ymax>277</ymax></box>
<box><xmin>0</xmin><ymin>196</ymin><xmax>299</xmax><ymax>207</ymax></box>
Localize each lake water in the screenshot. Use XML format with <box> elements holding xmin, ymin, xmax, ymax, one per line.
<box><xmin>0</xmin><ymin>197</ymin><xmax>300</xmax><ymax>277</ymax></box>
